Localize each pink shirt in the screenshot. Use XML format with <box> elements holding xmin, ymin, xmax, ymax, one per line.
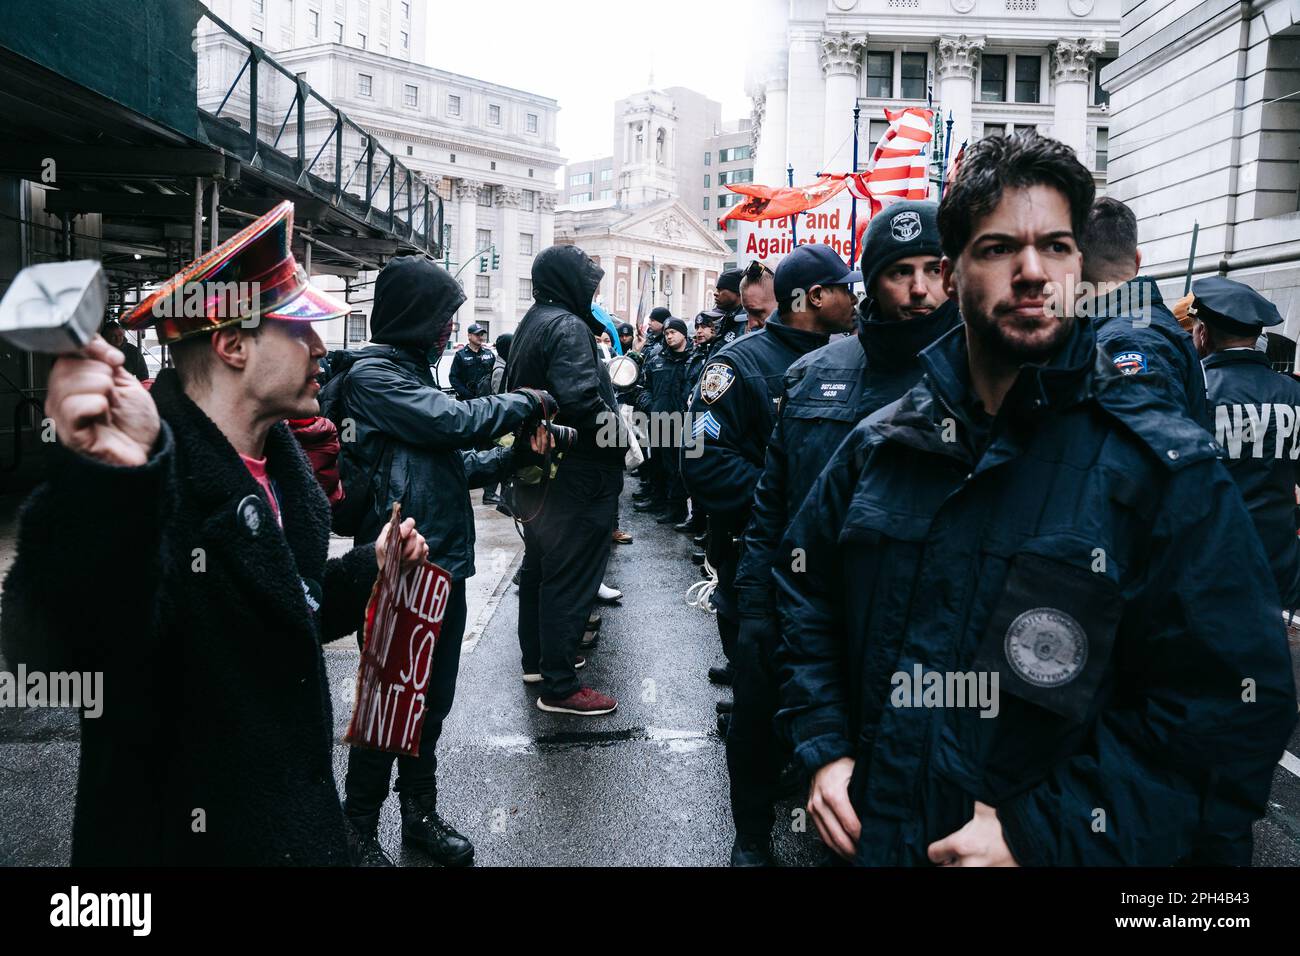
<box><xmin>240</xmin><ymin>453</ymin><xmax>282</xmax><ymax>526</ymax></box>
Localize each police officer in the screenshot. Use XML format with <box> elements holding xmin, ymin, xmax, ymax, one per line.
<box><xmin>448</xmin><ymin>322</ymin><xmax>496</xmax><ymax>399</ymax></box>
<box><xmin>775</xmin><ymin>132</ymin><xmax>1295</xmax><ymax>867</ymax></box>
<box><xmin>1078</xmin><ymin>197</ymin><xmax>1210</xmax><ymax>427</ymax></box>
<box><xmin>682</xmin><ymin>245</ymin><xmax>858</xmax><ymax>690</ymax></box>
<box><xmin>712</xmin><ymin>269</ymin><xmax>749</xmax><ymax>345</ymax></box>
<box><xmin>633</xmin><ymin>317</ymin><xmax>697</xmax><ymax>525</ymax></box>
<box><xmin>1192</xmin><ymin>276</ymin><xmax>1300</xmax><ymax>607</ymax></box>
<box><xmin>728</xmin><ymin>200</ymin><xmax>959</xmax><ymax>865</ymax></box>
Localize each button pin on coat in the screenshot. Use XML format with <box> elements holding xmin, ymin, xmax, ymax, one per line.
<box><xmin>237</xmin><ymin>495</ymin><xmax>262</xmax><ymax>535</ymax></box>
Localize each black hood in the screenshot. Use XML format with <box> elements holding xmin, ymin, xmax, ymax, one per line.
<box><xmin>369</xmin><ymin>256</ymin><xmax>466</xmax><ymax>351</ymax></box>
<box><xmin>531</xmin><ymin>245</ymin><xmax>605</xmax><ymax>333</ymax></box>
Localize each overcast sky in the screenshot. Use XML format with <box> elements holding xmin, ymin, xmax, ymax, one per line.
<box><xmin>427</xmin><ymin>0</ymin><xmax>754</xmax><ymax>170</ymax></box>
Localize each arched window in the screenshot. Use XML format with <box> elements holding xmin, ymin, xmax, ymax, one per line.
<box><xmin>656</xmin><ymin>128</ymin><xmax>667</xmax><ymax>165</ymax></box>
<box><xmin>616</xmin><ymin>278</ymin><xmax>628</xmax><ymax>311</ymax></box>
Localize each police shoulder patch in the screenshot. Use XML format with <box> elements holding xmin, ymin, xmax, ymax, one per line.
<box><xmin>1004</xmin><ymin>607</ymin><xmax>1088</xmax><ymax>687</ymax></box>
<box><xmin>1112</xmin><ymin>351</ymin><xmax>1147</xmax><ymax>375</ymax></box>
<box><xmin>699</xmin><ymin>363</ymin><xmax>736</xmax><ymax>404</ymax></box>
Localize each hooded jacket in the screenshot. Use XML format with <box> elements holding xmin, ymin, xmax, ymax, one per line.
<box><xmin>774</xmin><ymin>316</ymin><xmax>1296</xmax><ymax>865</ymax></box>
<box><xmin>335</xmin><ymin>256</ymin><xmax>537</xmax><ymax>578</ymax></box>
<box><xmin>507</xmin><ymin>245</ymin><xmax>624</xmax><ymax>467</ymax></box>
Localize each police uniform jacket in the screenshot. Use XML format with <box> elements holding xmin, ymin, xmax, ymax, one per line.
<box><xmin>1203</xmin><ymin>347</ymin><xmax>1300</xmax><ymax>606</ymax></box>
<box><xmin>734</xmin><ymin>300</ymin><xmax>961</xmax><ymax>623</ymax></box>
<box><xmin>634</xmin><ymin>341</ymin><xmax>697</xmax><ymax>416</ymax></box>
<box><xmin>1092</xmin><ymin>276</ymin><xmax>1210</xmax><ymax>428</ymax></box>
<box><xmin>774</xmin><ymin>317</ymin><xmax>1297</xmax><ymax>866</ymax></box>
<box><xmin>449</xmin><ymin>344</ymin><xmax>496</xmax><ymax>400</ymax></box>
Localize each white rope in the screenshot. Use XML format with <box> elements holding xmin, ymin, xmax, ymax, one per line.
<box><xmin>685</xmin><ymin>559</ymin><xmax>718</xmax><ymax>614</ymax></box>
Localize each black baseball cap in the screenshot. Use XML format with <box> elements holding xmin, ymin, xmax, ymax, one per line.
<box><xmin>616</xmin><ymin>322</ymin><xmax>634</xmax><ymax>337</ymax></box>
<box><xmin>774</xmin><ymin>245</ymin><xmax>863</xmax><ymax>304</ymax></box>
<box><xmin>467</xmin><ymin>322</ymin><xmax>487</xmax><ymax>335</ymax></box>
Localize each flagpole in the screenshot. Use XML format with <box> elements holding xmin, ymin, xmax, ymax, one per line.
<box><xmin>848</xmin><ymin>104</ymin><xmax>861</xmax><ymax>271</ymax></box>
<box><xmin>787</xmin><ymin>164</ymin><xmax>797</xmax><ymax>246</ymax></box>
<box><xmin>939</xmin><ymin>111</ymin><xmax>954</xmax><ymax>200</ymax></box>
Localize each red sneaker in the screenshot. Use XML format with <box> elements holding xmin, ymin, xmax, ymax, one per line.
<box><xmin>536</xmin><ymin>687</ymin><xmax>618</xmax><ymax>716</ymax></box>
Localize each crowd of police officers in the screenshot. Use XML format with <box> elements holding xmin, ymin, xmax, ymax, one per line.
<box><xmin>602</xmin><ymin>131</ymin><xmax>1300</xmax><ymax>867</ymax></box>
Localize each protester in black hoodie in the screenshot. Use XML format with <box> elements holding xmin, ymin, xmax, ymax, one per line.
<box><xmin>507</xmin><ymin>245</ymin><xmax>625</xmax><ymax>716</ymax></box>
<box><xmin>728</xmin><ymin>201</ymin><xmax>958</xmax><ymax>866</ymax></box>
<box><xmin>333</xmin><ymin>256</ymin><xmax>554</xmax><ymax>865</ymax></box>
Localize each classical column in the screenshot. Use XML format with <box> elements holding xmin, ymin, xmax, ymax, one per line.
<box><xmin>454</xmin><ymin>178</ymin><xmax>484</xmax><ymax>333</ymax></box>
<box><xmin>538</xmin><ymin>192</ymin><xmax>556</xmax><ymax>252</ymax></box>
<box><xmin>936</xmin><ymin>35</ymin><xmax>984</xmax><ymax>160</ymax></box>
<box><xmin>820</xmin><ymin>31</ymin><xmax>866</xmax><ymax>175</ymax></box>
<box><xmin>497</xmin><ymin>186</ymin><xmax>522</xmax><ymax>332</ymax></box>
<box><xmin>1051</xmin><ymin>37</ymin><xmax>1106</xmax><ymax>158</ymax></box>
<box><xmin>785</xmin><ymin>25</ymin><xmax>826</xmax><ymax>185</ymax></box>
<box><xmin>756</xmin><ymin>75</ymin><xmax>788</xmax><ymax>187</ymax></box>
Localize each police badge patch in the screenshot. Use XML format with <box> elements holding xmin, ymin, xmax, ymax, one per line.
<box><xmin>1112</xmin><ymin>351</ymin><xmax>1147</xmax><ymax>375</ymax></box>
<box><xmin>699</xmin><ymin>363</ymin><xmax>736</xmax><ymax>404</ymax></box>
<box><xmin>1004</xmin><ymin>607</ymin><xmax>1088</xmax><ymax>687</ymax></box>
<box><xmin>891</xmin><ymin>210</ymin><xmax>922</xmax><ymax>243</ymax></box>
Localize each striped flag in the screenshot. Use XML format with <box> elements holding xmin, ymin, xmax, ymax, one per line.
<box><xmin>831</xmin><ymin>106</ymin><xmax>935</xmax><ymax>252</ymax></box>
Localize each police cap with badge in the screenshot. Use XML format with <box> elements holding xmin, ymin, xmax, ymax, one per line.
<box><xmin>1189</xmin><ymin>276</ymin><xmax>1283</xmax><ymax>337</ymax></box>
<box><xmin>774</xmin><ymin>243</ymin><xmax>863</xmax><ymax>306</ymax></box>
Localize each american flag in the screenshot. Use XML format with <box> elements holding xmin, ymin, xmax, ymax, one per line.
<box><xmin>839</xmin><ymin>107</ymin><xmax>935</xmax><ymax>216</ymax></box>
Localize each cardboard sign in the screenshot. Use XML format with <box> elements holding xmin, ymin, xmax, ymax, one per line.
<box><xmin>345</xmin><ymin>504</ymin><xmax>452</xmax><ymax>756</ymax></box>
<box><xmin>741</xmin><ymin>195</ymin><xmax>860</xmax><ymax>270</ymax></box>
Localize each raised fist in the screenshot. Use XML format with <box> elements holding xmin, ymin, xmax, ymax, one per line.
<box><xmin>45</xmin><ymin>336</ymin><xmax>160</xmax><ymax>467</ymax></box>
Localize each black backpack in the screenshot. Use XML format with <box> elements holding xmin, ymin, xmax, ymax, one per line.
<box><xmin>318</xmin><ymin>358</ymin><xmax>390</xmax><ymax>539</ymax></box>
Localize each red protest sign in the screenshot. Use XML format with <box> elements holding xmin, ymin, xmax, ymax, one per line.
<box><xmin>345</xmin><ymin>504</ymin><xmax>452</xmax><ymax>756</ymax></box>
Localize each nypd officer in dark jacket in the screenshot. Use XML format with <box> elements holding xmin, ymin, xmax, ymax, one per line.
<box><xmin>1192</xmin><ymin>275</ymin><xmax>1300</xmax><ymax>608</ymax></box>
<box><xmin>712</xmin><ymin>268</ymin><xmax>749</xmax><ymax>346</ymax></box>
<box><xmin>727</xmin><ymin>201</ymin><xmax>958</xmax><ymax>865</ymax></box>
<box><xmin>448</xmin><ymin>322</ymin><xmax>496</xmax><ymax>399</ymax></box>
<box><xmin>1078</xmin><ymin>197</ymin><xmax>1210</xmax><ymax>427</ymax></box>
<box><xmin>337</xmin><ymin>257</ymin><xmax>551</xmax><ymax>866</ymax></box>
<box><xmin>633</xmin><ymin>316</ymin><xmax>697</xmax><ymax>524</ymax></box>
<box><xmin>683</xmin><ymin>245</ymin><xmax>856</xmax><ymax>686</ymax></box>
<box><xmin>775</xmin><ymin>132</ymin><xmax>1296</xmax><ymax>867</ymax></box>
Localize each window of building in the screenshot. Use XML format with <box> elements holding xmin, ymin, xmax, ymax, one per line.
<box><xmin>309</xmin><ymin>9</ymin><xmax>319</xmax><ymax>37</ymax></box>
<box><xmin>980</xmin><ymin>54</ymin><xmax>1007</xmax><ymax>102</ymax></box>
<box><xmin>347</xmin><ymin>312</ymin><xmax>366</xmax><ymax>344</ymax></box>
<box><xmin>401</xmin><ymin>31</ymin><xmax>408</xmax><ymax>50</ymax></box>
<box><xmin>526</xmin><ymin>113</ymin><xmax>538</xmax><ymax>133</ymax></box>
<box><xmin>600</xmin><ymin>168</ymin><xmax>611</xmax><ymax>181</ymax></box>
<box><xmin>718</xmin><ymin>169</ymin><xmax>753</xmax><ymax>185</ymax></box>
<box><xmin>572</xmin><ymin>192</ymin><xmax>592</xmax><ymax>203</ymax></box>
<box><xmin>357</xmin><ymin>32</ymin><xmax>366</xmax><ymax>49</ymax></box>
<box><xmin>704</xmin><ymin>152</ymin><xmax>712</xmax><ymax>166</ymax></box>
<box><xmin>901</xmin><ymin>52</ymin><xmax>927</xmax><ymax>100</ymax></box>
<box><xmin>406</xmin><ymin>144</ymin><xmax>413</xmax><ymax>156</ymax></box>
<box><xmin>333</xmin><ymin>21</ymin><xmax>343</xmax><ymax>42</ymax></box>
<box><xmin>476</xmin><ymin>275</ymin><xmax>490</xmax><ymax>299</ymax></box>
<box><xmin>252</xmin><ymin>28</ymin><xmax>264</xmax><ymax>42</ymax></box>
<box><xmin>519</xmin><ymin>278</ymin><xmax>533</xmax><ymax>301</ymax></box>
<box><xmin>490</xmin><ymin>161</ymin><xmax>496</xmax><ymax>171</ymax></box>
<box><xmin>1014</xmin><ymin>124</ymin><xmax>1037</xmax><ymax>137</ymax></box>
<box><xmin>401</xmin><ymin>0</ymin><xmax>410</xmax><ymax>18</ymax></box>
<box><xmin>1094</xmin><ymin>58</ymin><xmax>1113</xmax><ymax>107</ymax></box>
<box><xmin>717</xmin><ymin>193</ymin><xmax>742</xmax><ymax>208</ymax></box>
<box><xmin>528</xmin><ymin>168</ymin><xmax>535</xmax><ymax>178</ymax></box>
<box><xmin>448</xmin><ymin>94</ymin><xmax>461</xmax><ymax>116</ymax></box>
<box><xmin>704</xmin><ymin>174</ymin><xmax>711</xmax><ymax>188</ymax></box>
<box><xmin>866</xmin><ymin>51</ymin><xmax>893</xmax><ymax>98</ymax></box>
<box><xmin>252</xmin><ymin>0</ymin><xmax>264</xmax><ymax>12</ymax></box>
<box><xmin>1096</xmin><ymin>127</ymin><xmax>1108</xmax><ymax>172</ymax></box>
<box><xmin>521</xmin><ymin>190</ymin><xmax>535</xmax><ymax>211</ymax></box>
<box><xmin>600</xmin><ymin>189</ymin><xmax>612</xmax><ymax>200</ymax></box>
<box><xmin>476</xmin><ymin>228</ymin><xmax>492</xmax><ymax>250</ymax></box>
<box><xmin>403</xmin><ymin>84</ymin><xmax>418</xmax><ymax>108</ymax></box>
<box><xmin>570</xmin><ymin>172</ymin><xmax>592</xmax><ymax>187</ymax></box>
<box><xmin>357</xmin><ymin>73</ymin><xmax>372</xmax><ymax>96</ymax></box>
<box><xmin>449</xmin><ymin>153</ymin><xmax>456</xmax><ymax>163</ymax></box>
<box><xmin>477</xmin><ymin>188</ymin><xmax>493</xmax><ymax>208</ymax></box>
<box><xmin>519</xmin><ymin>233</ymin><xmax>534</xmax><ymax>256</ymax></box>
<box><xmin>703</xmin><ymin>196</ymin><xmax>710</xmax><ymax>211</ymax></box>
<box><xmin>489</xmin><ymin>104</ymin><xmax>501</xmax><ymax>126</ymax></box>
<box><xmin>868</xmin><ymin>119</ymin><xmax>889</xmax><ymax>158</ymax></box>
<box><xmin>1015</xmin><ymin>55</ymin><xmax>1041</xmax><ymax>103</ymax></box>
<box><xmin>726</xmin><ymin>238</ymin><xmax>738</xmax><ymax>253</ymax></box>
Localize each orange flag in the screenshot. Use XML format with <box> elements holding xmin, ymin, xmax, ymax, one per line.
<box><xmin>720</xmin><ymin>175</ymin><xmax>848</xmax><ymax>225</ymax></box>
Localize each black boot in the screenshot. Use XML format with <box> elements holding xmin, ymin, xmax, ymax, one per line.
<box><xmin>730</xmin><ymin>834</ymin><xmax>774</xmax><ymax>867</ymax></box>
<box><xmin>657</xmin><ymin>506</ymin><xmax>689</xmax><ymax>525</ymax></box>
<box><xmin>345</xmin><ymin>815</ymin><xmax>394</xmax><ymax>867</ymax></box>
<box><xmin>399</xmin><ymin>793</ymin><xmax>475</xmax><ymax>867</ymax></box>
<box><xmin>633</xmin><ymin>498</ymin><xmax>667</xmax><ymax>513</ymax></box>
<box><xmin>708</xmin><ymin>664</ymin><xmax>734</xmax><ymax>686</ymax></box>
